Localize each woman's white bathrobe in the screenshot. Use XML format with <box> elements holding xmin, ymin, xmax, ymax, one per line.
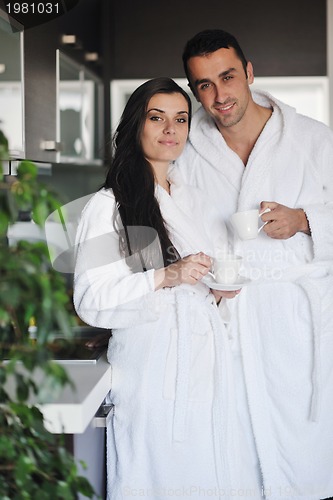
<box><xmin>73</xmin><ymin>169</ymin><xmax>263</xmax><ymax>500</ymax></box>
<box><xmin>176</xmin><ymin>90</ymin><xmax>333</xmax><ymax>500</ymax></box>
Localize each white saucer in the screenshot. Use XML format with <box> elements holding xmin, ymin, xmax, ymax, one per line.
<box><xmin>202</xmin><ymin>274</ymin><xmax>252</xmax><ymax>291</ymax></box>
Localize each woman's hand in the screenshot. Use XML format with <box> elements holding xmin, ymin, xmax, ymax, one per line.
<box><xmin>154</xmin><ymin>252</ymin><xmax>212</xmax><ymax>289</ymax></box>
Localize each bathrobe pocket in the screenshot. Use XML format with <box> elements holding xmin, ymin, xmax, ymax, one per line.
<box><xmin>163</xmin><ymin>326</ymin><xmax>214</xmax><ymax>402</ymax></box>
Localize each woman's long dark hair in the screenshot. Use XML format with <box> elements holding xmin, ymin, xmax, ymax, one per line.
<box><xmin>103</xmin><ymin>77</ymin><xmax>192</xmax><ymax>271</ymax></box>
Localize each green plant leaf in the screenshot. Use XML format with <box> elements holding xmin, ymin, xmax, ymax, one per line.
<box><xmin>0</xmin><ymin>138</ymin><xmax>96</xmax><ymax>496</ymax></box>
<box><xmin>16</xmin><ymin>160</ymin><xmax>38</xmax><ymax>179</ymax></box>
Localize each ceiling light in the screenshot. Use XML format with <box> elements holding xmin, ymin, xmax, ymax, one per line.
<box><xmin>84</xmin><ymin>52</ymin><xmax>99</xmax><ymax>62</ymax></box>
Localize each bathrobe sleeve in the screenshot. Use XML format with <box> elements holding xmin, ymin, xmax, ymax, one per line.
<box><xmin>301</xmin><ymin>122</ymin><xmax>333</xmax><ymax>262</ymax></box>
<box><xmin>73</xmin><ymin>190</ymin><xmax>161</xmax><ymax>329</ymax></box>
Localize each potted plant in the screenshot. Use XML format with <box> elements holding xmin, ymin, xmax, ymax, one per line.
<box><xmin>0</xmin><ymin>131</ymin><xmax>96</xmax><ymax>499</ymax></box>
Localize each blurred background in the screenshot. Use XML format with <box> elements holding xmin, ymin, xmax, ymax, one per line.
<box><xmin>0</xmin><ymin>0</ymin><xmax>330</xmax><ymax>202</ymax></box>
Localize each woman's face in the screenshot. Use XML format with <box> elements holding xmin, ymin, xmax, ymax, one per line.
<box><xmin>141</xmin><ymin>92</ymin><xmax>189</xmax><ymax>170</ymax></box>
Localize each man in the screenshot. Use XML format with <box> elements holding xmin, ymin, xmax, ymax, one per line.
<box><xmin>176</xmin><ymin>29</ymin><xmax>333</xmax><ymax>500</ymax></box>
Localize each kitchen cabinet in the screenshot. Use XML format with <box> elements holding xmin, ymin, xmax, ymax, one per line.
<box><xmin>39</xmin><ymin>353</ymin><xmax>111</xmax><ymax>433</ymax></box>
<box><xmin>57</xmin><ymin>50</ymin><xmax>104</xmax><ymax>165</ymax></box>
<box><xmin>0</xmin><ymin>1</ymin><xmax>104</xmax><ymax>165</ymax></box>
<box><xmin>5</xmin><ymin>351</ymin><xmax>112</xmax><ymax>498</ymax></box>
<box><xmin>0</xmin><ymin>11</ymin><xmax>24</xmax><ymax>159</ymax></box>
<box><xmin>23</xmin><ymin>26</ymin><xmax>104</xmax><ymax>164</ymax></box>
<box><xmin>39</xmin><ymin>353</ymin><xmax>112</xmax><ymax>499</ymax></box>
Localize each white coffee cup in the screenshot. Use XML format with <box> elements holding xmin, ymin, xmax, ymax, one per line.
<box><xmin>231</xmin><ymin>208</ymin><xmax>270</xmax><ymax>240</ymax></box>
<box><xmin>212</xmin><ymin>253</ymin><xmax>242</xmax><ymax>284</ymax></box>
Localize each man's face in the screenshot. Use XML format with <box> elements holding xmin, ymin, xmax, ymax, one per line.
<box><xmin>187</xmin><ymin>47</ymin><xmax>254</xmax><ymax>131</ymax></box>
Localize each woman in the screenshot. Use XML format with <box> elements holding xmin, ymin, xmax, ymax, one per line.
<box><xmin>73</xmin><ymin>78</ymin><xmax>261</xmax><ymax>499</ymax></box>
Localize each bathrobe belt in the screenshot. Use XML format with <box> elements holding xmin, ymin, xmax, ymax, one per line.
<box><xmin>294</xmin><ymin>276</ymin><xmax>321</xmax><ymax>421</ymax></box>
<box><xmin>239</xmin><ymin>262</ymin><xmax>331</xmax><ymax>423</ymax></box>
<box><xmin>232</xmin><ymin>266</ymin><xmax>329</xmax><ymax>494</ymax></box>
<box><xmin>161</xmin><ymin>288</ymin><xmax>228</xmax><ymax>442</ymax></box>
<box><xmin>165</xmin><ymin>288</ymin><xmax>233</xmax><ymax>495</ymax></box>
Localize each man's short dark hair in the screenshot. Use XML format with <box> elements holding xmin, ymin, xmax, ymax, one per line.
<box><xmin>182</xmin><ymin>29</ymin><xmax>248</xmax><ymax>93</ymax></box>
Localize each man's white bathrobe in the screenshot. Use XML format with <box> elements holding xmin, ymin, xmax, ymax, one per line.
<box><xmin>176</xmin><ymin>90</ymin><xmax>333</xmax><ymax>500</ymax></box>
<box><xmin>73</xmin><ymin>169</ymin><xmax>263</xmax><ymax>500</ymax></box>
